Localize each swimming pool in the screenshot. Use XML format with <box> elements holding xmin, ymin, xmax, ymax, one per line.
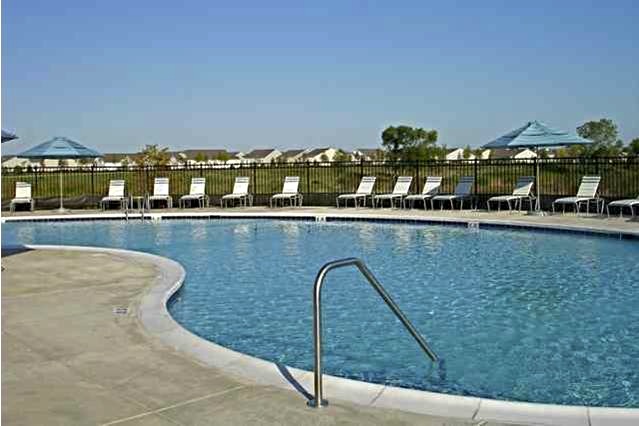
<box><xmin>2</xmin><ymin>218</ymin><xmax>638</xmax><ymax>407</ymax></box>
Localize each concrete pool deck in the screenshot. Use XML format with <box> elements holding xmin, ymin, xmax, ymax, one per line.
<box><xmin>2</xmin><ymin>247</ymin><xmax>515</xmax><ymax>426</ymax></box>
<box><xmin>2</xmin><ymin>209</ymin><xmax>638</xmax><ymax>425</ymax></box>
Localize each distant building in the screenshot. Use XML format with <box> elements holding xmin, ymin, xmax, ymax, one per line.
<box><xmin>1</xmin><ymin>156</ymin><xmax>38</xmax><ymax>171</ymax></box>
<box><xmin>301</xmin><ymin>147</ymin><xmax>339</xmax><ymax>163</ymax></box>
<box><xmin>97</xmin><ymin>153</ymin><xmax>136</xmax><ymax>168</ymax></box>
<box><xmin>352</xmin><ymin>148</ymin><xmax>385</xmax><ymax>161</ymax></box>
<box><xmin>243</xmin><ymin>149</ymin><xmax>281</xmax><ymax>164</ymax></box>
<box><xmin>484</xmin><ymin>148</ymin><xmax>537</xmax><ymax>160</ymax></box>
<box><xmin>445</xmin><ymin>148</ymin><xmax>475</xmax><ymax>161</ymax></box>
<box><xmin>279</xmin><ymin>149</ymin><xmax>308</xmax><ymax>163</ymax></box>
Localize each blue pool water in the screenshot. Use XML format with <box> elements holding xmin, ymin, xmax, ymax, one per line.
<box><xmin>2</xmin><ymin>219</ymin><xmax>639</xmax><ymax>407</ymax></box>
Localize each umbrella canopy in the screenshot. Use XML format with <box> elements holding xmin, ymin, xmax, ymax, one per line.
<box><xmin>483</xmin><ymin>120</ymin><xmax>592</xmax><ymax>149</ymax></box>
<box><xmin>18</xmin><ymin>136</ymin><xmax>101</xmax><ymax>159</ymax></box>
<box><xmin>482</xmin><ymin>121</ymin><xmax>593</xmax><ymax>214</ymax></box>
<box><xmin>2</xmin><ymin>130</ymin><xmax>18</xmax><ymax>143</ymax></box>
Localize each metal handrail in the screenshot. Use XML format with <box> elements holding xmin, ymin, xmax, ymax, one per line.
<box><xmin>308</xmin><ymin>258</ymin><xmax>438</xmax><ymax>408</ymax></box>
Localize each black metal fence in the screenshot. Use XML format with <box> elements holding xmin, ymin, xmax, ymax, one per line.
<box><xmin>2</xmin><ymin>157</ymin><xmax>638</xmax><ymax>210</ymax></box>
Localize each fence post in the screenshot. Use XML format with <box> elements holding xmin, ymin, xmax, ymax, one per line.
<box><xmin>91</xmin><ymin>165</ymin><xmax>95</xmax><ymax>197</ymax></box>
<box><xmin>306</xmin><ymin>161</ymin><xmax>311</xmax><ymax>203</ymax></box>
<box><xmin>252</xmin><ymin>162</ymin><xmax>257</xmax><ymax>198</ymax></box>
<box><xmin>415</xmin><ymin>161</ymin><xmax>420</xmax><ymax>194</ymax></box>
<box><xmin>473</xmin><ymin>158</ymin><xmax>479</xmax><ymax>203</ymax></box>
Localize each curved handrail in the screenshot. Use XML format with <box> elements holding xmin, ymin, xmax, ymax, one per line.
<box><xmin>308</xmin><ymin>257</ymin><xmax>438</xmax><ymax>408</ymax></box>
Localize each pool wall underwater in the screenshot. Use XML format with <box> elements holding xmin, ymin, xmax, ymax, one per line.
<box><xmin>2</xmin><ymin>212</ymin><xmax>639</xmax><ymax>426</ymax></box>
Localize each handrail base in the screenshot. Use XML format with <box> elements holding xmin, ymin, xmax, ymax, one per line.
<box><xmin>307</xmin><ymin>398</ymin><xmax>329</xmax><ymax>408</ymax></box>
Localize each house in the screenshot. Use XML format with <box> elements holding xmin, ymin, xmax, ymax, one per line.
<box><xmin>445</xmin><ymin>148</ymin><xmax>475</xmax><ymax>161</ymax></box>
<box><xmin>279</xmin><ymin>149</ymin><xmax>308</xmax><ymax>163</ymax></box>
<box><xmin>352</xmin><ymin>148</ymin><xmax>385</xmax><ymax>162</ymax></box>
<box><xmin>484</xmin><ymin>148</ymin><xmax>537</xmax><ymax>161</ymax></box>
<box><xmin>243</xmin><ymin>149</ymin><xmax>281</xmax><ymax>164</ymax></box>
<box><xmin>98</xmin><ymin>153</ymin><xmax>136</xmax><ymax>168</ymax></box>
<box><xmin>1</xmin><ymin>156</ymin><xmax>38</xmax><ymax>171</ymax></box>
<box><xmin>183</xmin><ymin>149</ymin><xmax>230</xmax><ymax>163</ymax></box>
<box><xmin>301</xmin><ymin>147</ymin><xmax>339</xmax><ymax>163</ymax></box>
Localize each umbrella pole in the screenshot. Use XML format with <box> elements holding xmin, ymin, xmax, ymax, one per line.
<box><xmin>531</xmin><ymin>146</ymin><xmax>545</xmax><ymax>216</ymax></box>
<box><xmin>57</xmin><ymin>167</ymin><xmax>68</xmax><ymax>212</ymax></box>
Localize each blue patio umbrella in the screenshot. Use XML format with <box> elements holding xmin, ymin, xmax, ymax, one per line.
<box><xmin>18</xmin><ymin>137</ymin><xmax>102</xmax><ymax>212</ymax></box>
<box><xmin>2</xmin><ymin>130</ymin><xmax>18</xmax><ymax>143</ymax></box>
<box><xmin>482</xmin><ymin>121</ymin><xmax>593</xmax><ymax>212</ymax></box>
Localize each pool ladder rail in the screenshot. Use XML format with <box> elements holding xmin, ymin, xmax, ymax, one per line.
<box><xmin>308</xmin><ymin>258</ymin><xmax>438</xmax><ymax>408</ymax></box>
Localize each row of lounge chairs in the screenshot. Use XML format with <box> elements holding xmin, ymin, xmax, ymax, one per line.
<box><xmin>8</xmin><ymin>175</ymin><xmax>639</xmax><ymax>217</ymax></box>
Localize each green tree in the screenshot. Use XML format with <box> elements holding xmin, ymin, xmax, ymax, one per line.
<box><xmin>626</xmin><ymin>138</ymin><xmax>639</xmax><ymax>155</ymax></box>
<box><xmin>137</xmin><ymin>144</ymin><xmax>170</xmax><ymax>166</ymax></box>
<box><xmin>381</xmin><ymin>125</ymin><xmax>438</xmax><ymax>161</ymax></box>
<box><xmin>320</xmin><ymin>153</ymin><xmax>330</xmax><ymax>162</ymax></box>
<box><xmin>576</xmin><ymin>119</ymin><xmax>622</xmax><ymax>157</ymax></box>
<box><xmin>214</xmin><ymin>152</ymin><xmax>231</xmax><ymax>162</ymax></box>
<box><xmin>462</xmin><ymin>145</ymin><xmax>473</xmax><ymax>159</ymax></box>
<box><xmin>194</xmin><ymin>152</ymin><xmax>208</xmax><ymax>163</ymax></box>
<box><xmin>333</xmin><ymin>149</ymin><xmax>351</xmax><ymax>162</ymax></box>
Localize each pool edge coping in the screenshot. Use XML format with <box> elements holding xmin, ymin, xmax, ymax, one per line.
<box><xmin>2</xmin><ymin>210</ymin><xmax>638</xmax><ymax>240</ymax></box>
<box><xmin>18</xmin><ymin>243</ymin><xmax>639</xmax><ymax>426</ymax></box>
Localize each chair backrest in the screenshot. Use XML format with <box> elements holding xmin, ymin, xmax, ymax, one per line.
<box><xmin>153</xmin><ymin>177</ymin><xmax>169</xmax><ymax>196</ymax></box>
<box><xmin>282</xmin><ymin>176</ymin><xmax>300</xmax><ymax>194</ymax></box>
<box><xmin>421</xmin><ymin>176</ymin><xmax>442</xmax><ymax>195</ymax></box>
<box><xmin>454</xmin><ymin>176</ymin><xmax>475</xmax><ymax>195</ymax></box>
<box><xmin>576</xmin><ymin>176</ymin><xmax>601</xmax><ymax>198</ymax></box>
<box><xmin>189</xmin><ymin>178</ymin><xmax>206</xmax><ymax>196</ymax></box>
<box><xmin>392</xmin><ymin>176</ymin><xmax>413</xmax><ymax>195</ymax></box>
<box><xmin>512</xmin><ymin>176</ymin><xmax>535</xmax><ymax>197</ymax></box>
<box><xmin>108</xmin><ymin>180</ymin><xmax>125</xmax><ymax>197</ymax></box>
<box><xmin>15</xmin><ymin>182</ymin><xmax>31</xmax><ymax>199</ymax></box>
<box><xmin>355</xmin><ymin>176</ymin><xmax>376</xmax><ymax>195</ymax></box>
<box><xmin>231</xmin><ymin>177</ymin><xmax>250</xmax><ymax>195</ymax></box>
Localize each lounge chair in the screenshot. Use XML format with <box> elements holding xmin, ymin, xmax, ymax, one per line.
<box><xmin>179</xmin><ymin>178</ymin><xmax>209</xmax><ymax>208</ymax></box>
<box><xmin>606</xmin><ymin>195</ymin><xmax>639</xmax><ymax>219</ymax></box>
<box><xmin>373</xmin><ymin>176</ymin><xmax>413</xmax><ymax>208</ymax></box>
<box><xmin>552</xmin><ymin>176</ymin><xmax>602</xmax><ymax>215</ymax></box>
<box><xmin>403</xmin><ymin>177</ymin><xmax>442</xmax><ymax>209</ymax></box>
<box><xmin>336</xmin><ymin>176</ymin><xmax>376</xmax><ymax>208</ymax></box>
<box><xmin>221</xmin><ymin>177</ymin><xmax>252</xmax><ymax>208</ymax></box>
<box><xmin>147</xmin><ymin>177</ymin><xmax>173</xmax><ymax>209</ymax></box>
<box><xmin>487</xmin><ymin>176</ymin><xmax>536</xmax><ymax>212</ymax></box>
<box><xmin>270</xmin><ymin>176</ymin><xmax>302</xmax><ymax>207</ymax></box>
<box><xmin>431</xmin><ymin>176</ymin><xmax>475</xmax><ymax>210</ymax></box>
<box><xmin>10</xmin><ymin>182</ymin><xmax>35</xmax><ymax>212</ymax></box>
<box><xmin>100</xmin><ymin>180</ymin><xmax>128</xmax><ymax>210</ymax></box>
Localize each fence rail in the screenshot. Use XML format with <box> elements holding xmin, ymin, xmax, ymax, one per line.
<box><xmin>2</xmin><ymin>157</ymin><xmax>638</xmax><ymax>210</ymax></box>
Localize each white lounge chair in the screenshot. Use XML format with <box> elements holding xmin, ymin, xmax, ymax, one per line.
<box><xmin>179</xmin><ymin>178</ymin><xmax>209</xmax><ymax>208</ymax></box>
<box><xmin>336</xmin><ymin>176</ymin><xmax>376</xmax><ymax>208</ymax></box>
<box><xmin>606</xmin><ymin>195</ymin><xmax>639</xmax><ymax>219</ymax></box>
<box><xmin>431</xmin><ymin>176</ymin><xmax>475</xmax><ymax>210</ymax></box>
<box><xmin>270</xmin><ymin>176</ymin><xmax>302</xmax><ymax>207</ymax></box>
<box><xmin>147</xmin><ymin>177</ymin><xmax>173</xmax><ymax>209</ymax></box>
<box><xmin>552</xmin><ymin>176</ymin><xmax>602</xmax><ymax>215</ymax></box>
<box><xmin>10</xmin><ymin>182</ymin><xmax>35</xmax><ymax>212</ymax></box>
<box><xmin>487</xmin><ymin>176</ymin><xmax>536</xmax><ymax>212</ymax></box>
<box><xmin>403</xmin><ymin>177</ymin><xmax>442</xmax><ymax>210</ymax></box>
<box><xmin>221</xmin><ymin>177</ymin><xmax>252</xmax><ymax>208</ymax></box>
<box><xmin>373</xmin><ymin>176</ymin><xmax>413</xmax><ymax>208</ymax></box>
<box><xmin>100</xmin><ymin>180</ymin><xmax>128</xmax><ymax>210</ymax></box>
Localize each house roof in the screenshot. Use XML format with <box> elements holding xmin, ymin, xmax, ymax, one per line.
<box><xmin>488</xmin><ymin>148</ymin><xmax>527</xmax><ymax>159</ymax></box>
<box><xmin>281</xmin><ymin>149</ymin><xmax>306</xmax><ymax>158</ymax></box>
<box><xmin>102</xmin><ymin>153</ymin><xmax>135</xmax><ymax>162</ymax></box>
<box><xmin>244</xmin><ymin>149</ymin><xmax>277</xmax><ymax>159</ymax></box>
<box><xmin>178</xmin><ymin>149</ymin><xmax>229</xmax><ymax>159</ymax></box>
<box><xmin>301</xmin><ymin>148</ymin><xmax>330</xmax><ymax>159</ymax></box>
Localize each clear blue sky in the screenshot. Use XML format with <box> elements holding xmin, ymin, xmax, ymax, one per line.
<box><xmin>2</xmin><ymin>0</ymin><xmax>638</xmax><ymax>154</ymax></box>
